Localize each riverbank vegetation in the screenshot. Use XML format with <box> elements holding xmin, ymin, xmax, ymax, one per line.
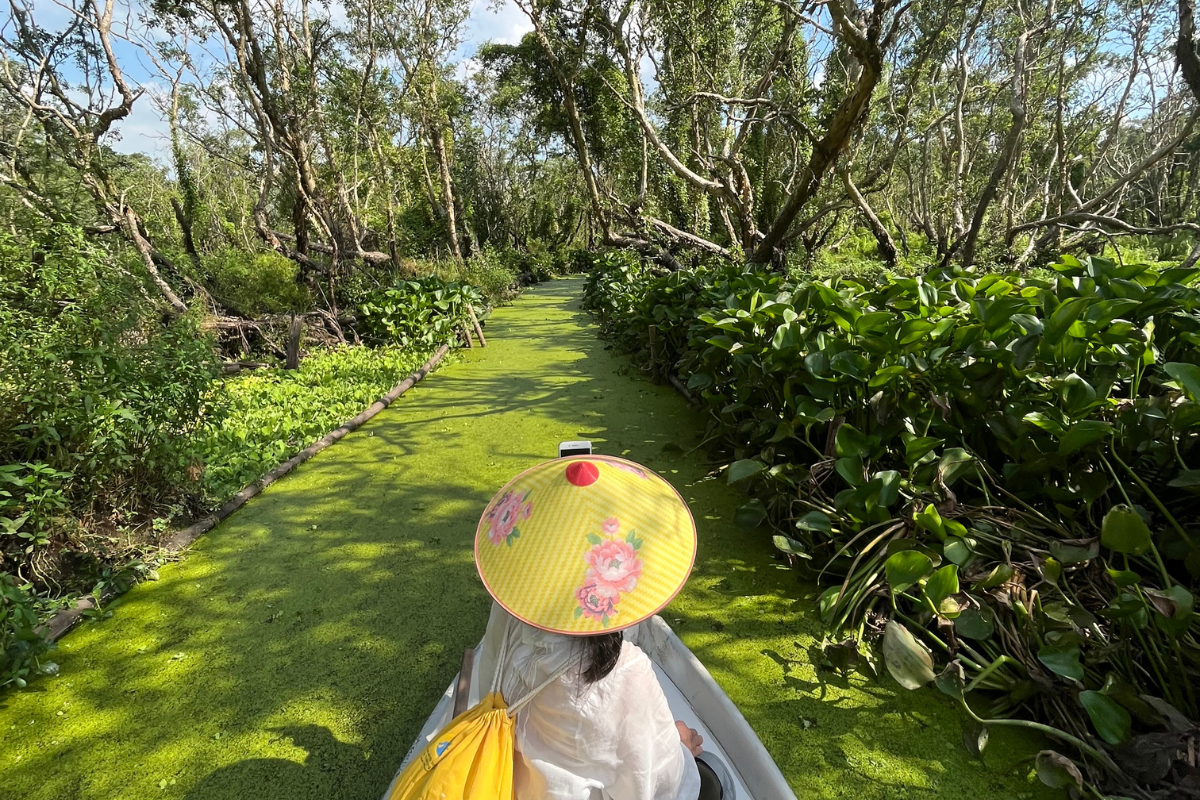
<box><xmin>584</xmin><ymin>249</ymin><xmax>1200</xmax><ymax>797</ymax></box>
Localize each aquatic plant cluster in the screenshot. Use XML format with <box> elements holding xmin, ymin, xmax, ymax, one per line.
<box><xmin>357</xmin><ymin>276</ymin><xmax>484</xmax><ymax>348</ymax></box>
<box><xmin>583</xmin><ymin>250</ymin><xmax>1200</xmax><ymax>797</ymax></box>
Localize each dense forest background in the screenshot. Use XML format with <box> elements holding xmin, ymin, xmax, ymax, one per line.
<box><xmin>2</xmin><ymin>0</ymin><xmax>1197</xmax><ymax>292</ymax></box>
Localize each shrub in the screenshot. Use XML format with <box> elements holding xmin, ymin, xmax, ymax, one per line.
<box><xmin>0</xmin><ymin>225</ymin><xmax>218</xmax><ymax>690</ymax></box>
<box><xmin>200</xmin><ymin>249</ymin><xmax>313</xmax><ymax>316</ymax></box>
<box><xmin>585</xmin><ymin>253</ymin><xmax>1200</xmax><ymax>796</ymax></box>
<box><xmin>581</xmin><ymin>249</ymin><xmax>657</xmax><ymax>336</ymax></box>
<box><xmin>0</xmin><ymin>574</ymin><xmax>56</xmax><ymax>690</ymax></box>
<box><xmin>487</xmin><ymin>244</ymin><xmax>595</xmax><ymax>284</ymax></box>
<box><xmin>358</xmin><ymin>275</ymin><xmax>483</xmax><ymax>347</ymax></box>
<box><xmin>0</xmin><ymin>225</ymin><xmax>218</xmax><ymax>592</ymax></box>
<box><xmin>457</xmin><ymin>250</ymin><xmax>519</xmax><ymax>307</ymax></box>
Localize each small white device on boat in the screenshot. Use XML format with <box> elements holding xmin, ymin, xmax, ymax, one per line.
<box><xmin>557</xmin><ymin>440</ymin><xmax>593</xmax><ymax>457</ymax></box>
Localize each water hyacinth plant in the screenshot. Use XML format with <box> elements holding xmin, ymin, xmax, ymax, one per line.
<box><xmin>584</xmin><ymin>253</ymin><xmax>1200</xmax><ymax>798</ymax></box>
<box><xmin>358</xmin><ymin>275</ymin><xmax>484</xmax><ymax>348</ymax></box>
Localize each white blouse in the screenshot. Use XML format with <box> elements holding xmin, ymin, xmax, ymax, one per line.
<box><xmin>474</xmin><ymin>603</ymin><xmax>701</xmax><ymax>800</ymax></box>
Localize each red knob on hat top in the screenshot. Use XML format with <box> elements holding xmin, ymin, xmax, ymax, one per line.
<box><xmin>565</xmin><ymin>460</ymin><xmax>599</xmax><ymax>487</ymax></box>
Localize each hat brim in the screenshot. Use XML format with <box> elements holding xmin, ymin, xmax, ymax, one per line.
<box><xmin>474</xmin><ymin>455</ymin><xmax>697</xmax><ymax>636</ymax></box>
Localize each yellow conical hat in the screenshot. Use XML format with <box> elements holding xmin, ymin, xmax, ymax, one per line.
<box><xmin>475</xmin><ymin>455</ymin><xmax>697</xmax><ymax>634</ymax></box>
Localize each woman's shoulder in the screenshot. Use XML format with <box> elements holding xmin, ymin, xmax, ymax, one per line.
<box><xmin>573</xmin><ymin>639</ymin><xmax>656</xmax><ymax>698</ymax></box>
<box><xmin>558</xmin><ymin>639</ymin><xmax>673</xmax><ymax>737</ymax></box>
<box><xmin>614</xmin><ymin>639</ymin><xmax>654</xmax><ymax>675</ymax></box>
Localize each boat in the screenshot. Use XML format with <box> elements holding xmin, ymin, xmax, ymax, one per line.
<box><xmin>385</xmin><ymin>614</ymin><xmax>798</xmax><ymax>800</ymax></box>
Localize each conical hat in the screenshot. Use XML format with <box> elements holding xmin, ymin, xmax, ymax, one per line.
<box><xmin>475</xmin><ymin>455</ymin><xmax>696</xmax><ymax>634</ymax></box>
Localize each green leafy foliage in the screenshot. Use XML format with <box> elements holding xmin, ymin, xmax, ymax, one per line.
<box><xmin>0</xmin><ymin>226</ymin><xmax>218</xmax><ymax>687</ymax></box>
<box><xmin>458</xmin><ymin>250</ymin><xmax>520</xmax><ymax>306</ymax></box>
<box><xmin>585</xmin><ymin>252</ymin><xmax>1200</xmax><ymax>791</ymax></box>
<box><xmin>0</xmin><ymin>226</ymin><xmax>218</xmax><ymax>586</ymax></box>
<box><xmin>2</xmin><ymin>226</ymin><xmax>464</xmax><ymax>693</ymax></box>
<box><xmin>358</xmin><ymin>275</ymin><xmax>483</xmax><ymax>347</ymax></box>
<box><xmin>0</xmin><ymin>574</ymin><xmax>57</xmax><ymax>690</ymax></box>
<box><xmin>198</xmin><ymin>249</ymin><xmax>313</xmax><ymax>316</ymax></box>
<box><xmin>197</xmin><ymin>344</ymin><xmax>439</xmax><ymax>501</ymax></box>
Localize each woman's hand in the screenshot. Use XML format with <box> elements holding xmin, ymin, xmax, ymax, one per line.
<box><xmin>675</xmin><ymin>720</ymin><xmax>703</xmax><ymax>756</ymax></box>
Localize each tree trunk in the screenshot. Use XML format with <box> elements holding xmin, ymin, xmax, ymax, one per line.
<box><xmin>842</xmin><ymin>165</ymin><xmax>897</xmax><ymax>266</ymax></box>
<box><xmin>118</xmin><ymin>206</ymin><xmax>189</xmax><ymax>314</ymax></box>
<box><xmin>286</xmin><ymin>315</ymin><xmax>303</xmax><ymax>370</ymax></box>
<box><xmin>956</xmin><ymin>12</ymin><xmax>1035</xmax><ymax>269</ymax></box>
<box><xmin>428</xmin><ymin>121</ymin><xmax>463</xmax><ymax>262</ymax></box>
<box><xmin>748</xmin><ymin>0</ymin><xmax>895</xmax><ymax>265</ymax></box>
<box><xmin>385</xmin><ymin>191</ymin><xmax>401</xmax><ymax>269</ymax></box>
<box><xmin>171</xmin><ymin>197</ymin><xmax>203</xmax><ymax>273</ymax></box>
<box><xmin>1179</xmin><ymin>0</ymin><xmax>1200</xmax><ymax>103</ymax></box>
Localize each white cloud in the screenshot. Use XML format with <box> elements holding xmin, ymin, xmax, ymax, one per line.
<box><xmin>453</xmin><ymin>1</ymin><xmax>532</xmax><ymax>82</ymax></box>
<box><xmin>460</xmin><ymin>0</ymin><xmax>532</xmax><ymax>54</ymax></box>
<box><xmin>456</xmin><ymin>57</ymin><xmax>483</xmax><ymax>82</ymax></box>
<box><xmin>106</xmin><ymin>84</ymin><xmax>171</xmax><ymax>162</ymax></box>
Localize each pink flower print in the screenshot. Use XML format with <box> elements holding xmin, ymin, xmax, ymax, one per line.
<box><xmin>602</xmin><ymin>516</ymin><xmax>620</xmax><ymax>535</ymax></box>
<box><xmin>612</xmin><ymin>461</ymin><xmax>649</xmax><ymax>479</ymax></box>
<box><xmin>584</xmin><ymin>539</ymin><xmax>643</xmax><ymax>594</ymax></box>
<box><xmin>575</xmin><ymin>580</ymin><xmax>618</xmax><ymax>623</ymax></box>
<box><xmin>485</xmin><ymin>490</ymin><xmax>530</xmax><ymax>546</ymax></box>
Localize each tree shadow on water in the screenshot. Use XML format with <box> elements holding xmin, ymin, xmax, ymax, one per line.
<box><xmin>184</xmin><ymin>725</ymin><xmax>369</xmax><ymax>800</ymax></box>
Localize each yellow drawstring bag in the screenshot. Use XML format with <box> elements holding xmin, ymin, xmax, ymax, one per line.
<box><xmin>383</xmin><ymin>627</ymin><xmax>566</xmax><ymax>800</ymax></box>
<box><xmin>383</xmin><ymin>691</ymin><xmax>516</xmax><ymax>800</ymax></box>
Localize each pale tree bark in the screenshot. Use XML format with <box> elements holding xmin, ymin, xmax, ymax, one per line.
<box><xmin>947</xmin><ymin>1</ymin><xmax>987</xmax><ymax>242</ymax></box>
<box><xmin>201</xmin><ymin>0</ymin><xmax>390</xmax><ymax>275</ymax></box>
<box><xmin>750</xmin><ymin>0</ymin><xmax>910</xmax><ymax>266</ymax></box>
<box><xmin>1006</xmin><ymin>110</ymin><xmax>1200</xmax><ymax>257</ymax></box>
<box><xmin>516</xmin><ymin>0</ymin><xmax>612</xmax><ymax>242</ymax></box>
<box><xmin>0</xmin><ymin>0</ymin><xmax>189</xmax><ymax>313</ymax></box>
<box><xmin>951</xmin><ymin>0</ymin><xmax>1051</xmax><ymax>269</ymax></box>
<box><xmin>1179</xmin><ymin>0</ymin><xmax>1200</xmax><ymax>103</ymax></box>
<box><xmin>841</xmin><ymin>162</ymin><xmax>897</xmax><ymax>266</ymax></box>
<box><xmin>427</xmin><ymin>101</ymin><xmax>464</xmax><ymax>261</ymax></box>
<box><xmin>382</xmin><ymin>0</ymin><xmax>470</xmax><ymax>262</ymax></box>
<box><xmin>514</xmin><ymin>0</ymin><xmax>679</xmax><ymax>263</ymax></box>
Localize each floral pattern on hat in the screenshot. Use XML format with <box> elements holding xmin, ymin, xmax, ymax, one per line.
<box><xmin>574</xmin><ymin>517</ymin><xmax>644</xmax><ymax>626</ymax></box>
<box><xmin>611</xmin><ymin>461</ymin><xmax>650</xmax><ymax>479</ymax></box>
<box><xmin>484</xmin><ymin>489</ymin><xmax>533</xmax><ymax>547</ymax></box>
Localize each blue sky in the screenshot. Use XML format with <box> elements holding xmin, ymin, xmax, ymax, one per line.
<box><xmin>87</xmin><ymin>0</ymin><xmax>532</xmax><ymax>160</ymax></box>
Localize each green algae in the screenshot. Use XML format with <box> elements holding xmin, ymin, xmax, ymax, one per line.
<box><xmin>0</xmin><ymin>279</ymin><xmax>1055</xmax><ymax>800</ymax></box>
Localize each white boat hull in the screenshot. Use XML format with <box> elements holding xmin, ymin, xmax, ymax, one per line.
<box><xmin>388</xmin><ymin>616</ymin><xmax>796</xmax><ymax>800</ymax></box>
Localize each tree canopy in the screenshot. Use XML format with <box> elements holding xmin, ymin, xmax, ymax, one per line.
<box><xmin>0</xmin><ymin>0</ymin><xmax>1195</xmax><ymax>312</ymax></box>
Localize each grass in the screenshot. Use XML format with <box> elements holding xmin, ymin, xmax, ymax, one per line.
<box><xmin>0</xmin><ymin>279</ymin><xmax>1055</xmax><ymax>800</ymax></box>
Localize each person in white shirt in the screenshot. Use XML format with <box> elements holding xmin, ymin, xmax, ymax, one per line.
<box><xmin>472</xmin><ymin>455</ymin><xmax>716</xmax><ymax>800</ymax></box>
<box><xmin>475</xmin><ymin>602</ymin><xmax>707</xmax><ymax>800</ymax></box>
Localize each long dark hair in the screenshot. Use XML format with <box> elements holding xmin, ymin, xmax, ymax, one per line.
<box><xmin>581</xmin><ymin>632</ymin><xmax>623</xmax><ymax>683</ymax></box>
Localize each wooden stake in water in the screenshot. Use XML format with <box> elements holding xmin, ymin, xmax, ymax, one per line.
<box><xmin>648</xmin><ymin>324</ymin><xmax>660</xmax><ymax>382</ymax></box>
<box><xmin>286</xmin><ymin>314</ymin><xmax>303</xmax><ymax>370</ymax></box>
<box><xmin>468</xmin><ymin>304</ymin><xmax>488</xmax><ymax>347</ymax></box>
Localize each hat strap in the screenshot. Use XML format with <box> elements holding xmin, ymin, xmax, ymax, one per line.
<box><xmin>488</xmin><ymin>614</ymin><xmax>576</xmax><ymax>718</ymax></box>
<box><xmin>507</xmin><ymin>661</ymin><xmax>573</xmax><ymax>718</ymax></box>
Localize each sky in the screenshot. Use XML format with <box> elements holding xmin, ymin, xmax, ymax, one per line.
<box><xmin>82</xmin><ymin>0</ymin><xmax>534</xmax><ymax>161</ymax></box>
